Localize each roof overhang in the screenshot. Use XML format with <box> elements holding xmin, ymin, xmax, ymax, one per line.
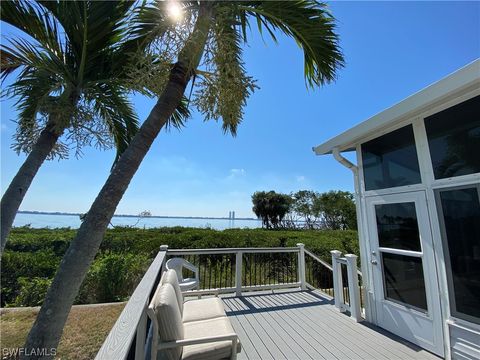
<box><xmin>313</xmin><ymin>59</ymin><xmax>480</xmax><ymax>155</ymax></box>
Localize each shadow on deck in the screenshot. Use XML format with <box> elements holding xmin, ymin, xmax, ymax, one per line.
<box><xmin>219</xmin><ymin>289</ymin><xmax>440</xmax><ymax>360</ymax></box>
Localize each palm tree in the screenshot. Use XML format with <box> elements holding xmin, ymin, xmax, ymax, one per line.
<box><xmin>0</xmin><ymin>0</ymin><xmax>143</xmax><ymax>254</ymax></box>
<box><xmin>23</xmin><ymin>0</ymin><xmax>344</xmax><ymax>355</ymax></box>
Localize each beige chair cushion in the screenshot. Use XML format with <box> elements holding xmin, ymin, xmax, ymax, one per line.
<box><xmin>182</xmin><ymin>317</ymin><xmax>241</xmax><ymax>360</ymax></box>
<box><xmin>149</xmin><ymin>283</ymin><xmax>184</xmax><ymax>360</ymax></box>
<box><xmin>182</xmin><ymin>298</ymin><xmax>226</xmax><ymax>323</ymax></box>
<box><xmin>161</xmin><ymin>269</ymin><xmax>184</xmax><ymax>313</ymax></box>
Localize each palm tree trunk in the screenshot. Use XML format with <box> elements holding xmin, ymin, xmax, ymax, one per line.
<box><xmin>23</xmin><ymin>4</ymin><xmax>213</xmax><ymax>357</ymax></box>
<box><xmin>1</xmin><ymin>120</ymin><xmax>64</xmax><ymax>255</ymax></box>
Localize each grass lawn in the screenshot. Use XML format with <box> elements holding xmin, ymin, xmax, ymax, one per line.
<box><xmin>0</xmin><ymin>302</ymin><xmax>125</xmax><ymax>359</ymax></box>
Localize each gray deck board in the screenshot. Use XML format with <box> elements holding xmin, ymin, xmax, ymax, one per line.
<box><xmin>221</xmin><ymin>289</ymin><xmax>440</xmax><ymax>360</ymax></box>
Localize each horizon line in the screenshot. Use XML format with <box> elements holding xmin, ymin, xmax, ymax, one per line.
<box><xmin>17</xmin><ymin>210</ymin><xmax>258</xmax><ymax>221</ymax></box>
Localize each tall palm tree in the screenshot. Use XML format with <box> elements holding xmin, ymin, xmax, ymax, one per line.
<box><xmin>0</xmin><ymin>0</ymin><xmax>146</xmax><ymax>254</ymax></box>
<box><xmin>24</xmin><ymin>1</ymin><xmax>344</xmax><ymax>355</ymax></box>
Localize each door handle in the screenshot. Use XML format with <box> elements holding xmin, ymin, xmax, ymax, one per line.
<box><xmin>371</xmin><ymin>259</ymin><xmax>378</xmax><ymax>265</ymax></box>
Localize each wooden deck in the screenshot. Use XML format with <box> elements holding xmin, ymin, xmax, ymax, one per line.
<box><xmin>221</xmin><ymin>289</ymin><xmax>440</xmax><ymax>360</ymax></box>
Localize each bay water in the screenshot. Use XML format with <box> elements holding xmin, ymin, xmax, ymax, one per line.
<box><xmin>13</xmin><ymin>213</ymin><xmax>262</xmax><ymax>230</ymax></box>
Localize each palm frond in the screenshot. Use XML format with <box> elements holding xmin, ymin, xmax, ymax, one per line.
<box><xmin>0</xmin><ymin>47</ymin><xmax>23</xmax><ymax>81</ymax></box>
<box><xmin>86</xmin><ymin>84</ymin><xmax>139</xmax><ymax>164</ymax></box>
<box><xmin>236</xmin><ymin>1</ymin><xmax>344</xmax><ymax>88</ymax></box>
<box><xmin>193</xmin><ymin>9</ymin><xmax>257</xmax><ymax>137</ymax></box>
<box><xmin>166</xmin><ymin>96</ymin><xmax>192</xmax><ymax>130</ymax></box>
<box><xmin>129</xmin><ymin>1</ymin><xmax>172</xmax><ymax>48</ymax></box>
<box><xmin>216</xmin><ymin>16</ymin><xmax>255</xmax><ymax>136</ymax></box>
<box><xmin>2</xmin><ymin>0</ymin><xmax>145</xmax><ymax>160</ymax></box>
<box><xmin>0</xmin><ymin>1</ymin><xmax>72</xmax><ymax>82</ymax></box>
<box><xmin>38</xmin><ymin>1</ymin><xmax>134</xmax><ymax>56</ymax></box>
<box><xmin>8</xmin><ymin>68</ymin><xmax>63</xmax><ymax>155</ymax></box>
<box><xmin>1</xmin><ymin>38</ymin><xmax>72</xmax><ymax>82</ymax></box>
<box><xmin>1</xmin><ymin>0</ymin><xmax>64</xmax><ymax>58</ymax></box>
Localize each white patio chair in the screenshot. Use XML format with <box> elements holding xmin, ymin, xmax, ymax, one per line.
<box><xmin>166</xmin><ymin>258</ymin><xmax>199</xmax><ymax>291</ymax></box>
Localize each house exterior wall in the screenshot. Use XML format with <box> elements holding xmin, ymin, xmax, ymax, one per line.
<box><xmin>350</xmin><ymin>87</ymin><xmax>480</xmax><ymax>359</ymax></box>
<box><xmin>449</xmin><ymin>321</ymin><xmax>480</xmax><ymax>359</ymax></box>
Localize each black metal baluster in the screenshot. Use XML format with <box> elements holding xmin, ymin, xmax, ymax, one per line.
<box><xmin>260</xmin><ymin>253</ymin><xmax>263</xmax><ymax>286</ymax></box>
<box><xmin>253</xmin><ymin>253</ymin><xmax>257</xmax><ymax>287</ymax></box>
<box><xmin>272</xmin><ymin>254</ymin><xmax>274</xmax><ymax>285</ymax></box>
<box><xmin>248</xmin><ymin>253</ymin><xmax>251</xmax><ymax>287</ymax></box>
<box><xmin>242</xmin><ymin>253</ymin><xmax>246</xmax><ymax>287</ymax></box>
<box><xmin>273</xmin><ymin>254</ymin><xmax>276</xmax><ymax>285</ymax></box>
<box><xmin>219</xmin><ymin>255</ymin><xmax>223</xmax><ymax>289</ymax></box>
<box><xmin>230</xmin><ymin>253</ymin><xmax>233</xmax><ymax>288</ymax></box>
<box><xmin>276</xmin><ymin>255</ymin><xmax>280</xmax><ymax>284</ymax></box>
<box><xmin>208</xmin><ymin>257</ymin><xmax>212</xmax><ymax>290</ymax></box>
<box><xmin>322</xmin><ymin>264</ymin><xmax>326</xmax><ymax>293</ymax></box>
<box><xmin>215</xmin><ymin>255</ymin><xmax>219</xmax><ymax>289</ymax></box>
<box><xmin>267</xmin><ymin>253</ymin><xmax>269</xmax><ymax>285</ymax></box>
<box><xmin>292</xmin><ymin>253</ymin><xmax>296</xmax><ymax>283</ymax></box>
<box><xmin>311</xmin><ymin>257</ymin><xmax>314</xmax><ymax>286</ymax></box>
<box><xmin>202</xmin><ymin>255</ymin><xmax>206</xmax><ymax>290</ymax></box>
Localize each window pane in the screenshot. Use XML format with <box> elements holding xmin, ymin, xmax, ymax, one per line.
<box><xmin>425</xmin><ymin>95</ymin><xmax>480</xmax><ymax>179</ymax></box>
<box><xmin>382</xmin><ymin>253</ymin><xmax>427</xmax><ymax>311</ymax></box>
<box><xmin>375</xmin><ymin>203</ymin><xmax>421</xmax><ymax>251</ymax></box>
<box><xmin>439</xmin><ymin>187</ymin><xmax>480</xmax><ymax>323</ymax></box>
<box><xmin>361</xmin><ymin>125</ymin><xmax>421</xmax><ymax>190</ymax></box>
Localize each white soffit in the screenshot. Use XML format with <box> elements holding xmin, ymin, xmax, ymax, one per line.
<box><xmin>313</xmin><ymin>59</ymin><xmax>480</xmax><ymax>155</ymax></box>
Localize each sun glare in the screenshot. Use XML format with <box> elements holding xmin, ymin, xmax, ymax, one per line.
<box><xmin>167</xmin><ymin>1</ymin><xmax>183</xmax><ymax>22</ymax></box>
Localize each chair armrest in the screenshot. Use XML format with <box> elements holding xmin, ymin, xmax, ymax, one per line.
<box><xmin>158</xmin><ymin>333</ymin><xmax>238</xmax><ymax>349</ymax></box>
<box><xmin>182</xmin><ymin>261</ymin><xmax>199</xmax><ymax>280</ymax></box>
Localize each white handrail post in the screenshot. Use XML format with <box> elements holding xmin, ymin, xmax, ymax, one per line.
<box><xmin>297</xmin><ymin>243</ymin><xmax>306</xmax><ymax>290</ymax></box>
<box><xmin>330</xmin><ymin>250</ymin><xmax>344</xmax><ymax>311</ymax></box>
<box><xmin>235</xmin><ymin>251</ymin><xmax>242</xmax><ymax>296</ymax></box>
<box><xmin>345</xmin><ymin>254</ymin><xmax>362</xmax><ymax>322</ymax></box>
<box><xmin>160</xmin><ymin>245</ymin><xmax>168</xmax><ymax>274</ymax></box>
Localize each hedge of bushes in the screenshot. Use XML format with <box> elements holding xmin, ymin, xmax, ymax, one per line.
<box><xmin>1</xmin><ymin>226</ymin><xmax>358</xmax><ymax>307</ymax></box>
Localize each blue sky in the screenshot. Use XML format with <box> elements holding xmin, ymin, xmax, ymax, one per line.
<box><xmin>1</xmin><ymin>1</ymin><xmax>479</xmax><ymax>218</ymax></box>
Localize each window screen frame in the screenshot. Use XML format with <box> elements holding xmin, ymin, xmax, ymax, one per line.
<box><xmin>356</xmin><ymin>93</ymin><xmax>480</xmax><ymax>197</ymax></box>
<box><xmin>435</xmin><ymin>183</ymin><xmax>480</xmax><ymax>325</ymax></box>
<box><xmin>360</xmin><ymin>124</ymin><xmax>423</xmax><ymax>191</ymax></box>
<box><xmin>423</xmin><ymin>95</ymin><xmax>480</xmax><ymax>180</ymax></box>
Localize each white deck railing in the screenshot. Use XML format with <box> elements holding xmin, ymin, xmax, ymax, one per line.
<box><xmin>167</xmin><ymin>244</ymin><xmax>305</xmax><ymax>296</ymax></box>
<box><xmin>331</xmin><ymin>250</ymin><xmax>363</xmax><ymax>322</ymax></box>
<box><xmin>95</xmin><ymin>247</ymin><xmax>167</xmax><ymax>360</ymax></box>
<box><xmin>96</xmin><ymin>244</ymin><xmax>361</xmax><ymax>359</ymax></box>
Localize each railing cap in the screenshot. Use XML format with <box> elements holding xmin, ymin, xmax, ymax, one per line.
<box><xmin>345</xmin><ymin>253</ymin><xmax>358</xmax><ymax>259</ymax></box>
<box><xmin>160</xmin><ymin>245</ymin><xmax>169</xmax><ymax>251</ymax></box>
<box><xmin>296</xmin><ymin>243</ymin><xmax>305</xmax><ymax>248</ymax></box>
<box><xmin>330</xmin><ymin>250</ymin><xmax>342</xmax><ymax>257</ymax></box>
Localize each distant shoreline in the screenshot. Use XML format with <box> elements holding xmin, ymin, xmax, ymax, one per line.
<box><xmin>17</xmin><ymin>210</ymin><xmax>258</xmax><ymax>221</ymax></box>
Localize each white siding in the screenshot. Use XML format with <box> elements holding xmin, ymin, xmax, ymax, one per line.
<box><xmin>449</xmin><ymin>322</ymin><xmax>480</xmax><ymax>360</ymax></box>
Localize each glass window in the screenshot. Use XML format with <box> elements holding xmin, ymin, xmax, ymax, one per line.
<box><xmin>438</xmin><ymin>187</ymin><xmax>480</xmax><ymax>324</ymax></box>
<box><xmin>382</xmin><ymin>253</ymin><xmax>428</xmax><ymax>311</ymax></box>
<box><xmin>361</xmin><ymin>125</ymin><xmax>421</xmax><ymax>190</ymax></box>
<box><xmin>425</xmin><ymin>95</ymin><xmax>480</xmax><ymax>179</ymax></box>
<box><xmin>375</xmin><ymin>203</ymin><xmax>421</xmax><ymax>251</ymax></box>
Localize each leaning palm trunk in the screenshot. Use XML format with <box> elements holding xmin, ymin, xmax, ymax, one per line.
<box><xmin>23</xmin><ymin>4</ymin><xmax>213</xmax><ymax>357</ymax></box>
<box><xmin>1</xmin><ymin>120</ymin><xmax>65</xmax><ymax>254</ymax></box>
